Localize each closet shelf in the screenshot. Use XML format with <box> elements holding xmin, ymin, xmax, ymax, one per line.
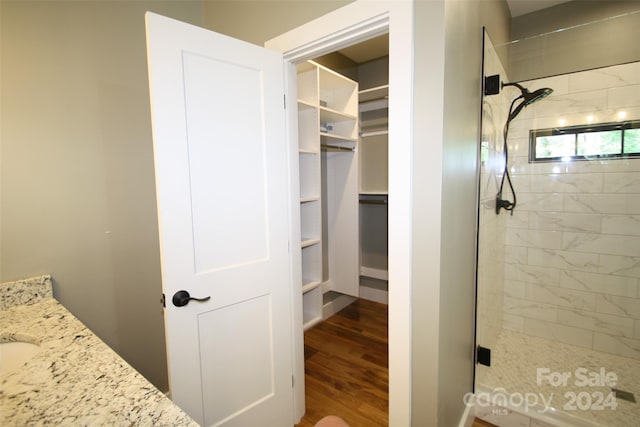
<box><xmin>297</xmin><ymin>100</ymin><xmax>316</xmax><ymax>111</ymax></box>
<box><xmin>359</xmin><ymin>98</ymin><xmax>388</xmax><ymax>113</ymax></box>
<box><xmin>359</xmin><ymin>191</ymin><xmax>389</xmax><ymax>196</ymax></box>
<box><xmin>302</xmin><ymin>280</ymin><xmax>322</xmax><ymax>294</ymax></box>
<box><xmin>359</xmin><ymin>84</ymin><xmax>389</xmax><ymax>102</ymax></box>
<box><xmin>301</xmin><ymin>237</ymin><xmax>320</xmax><ymax>248</ymax></box>
<box><xmin>320</xmin><ymin>133</ymin><xmax>357</xmax><ymax>144</ymax></box>
<box><xmin>300</xmin><ymin>196</ymin><xmax>320</xmax><ymax>203</ymax></box>
<box><xmin>299</xmin><ymin>148</ymin><xmax>320</xmax><ymax>154</ymax></box>
<box><xmin>319</xmin><ymin>106</ymin><xmax>357</xmax><ymax>122</ymax></box>
<box><xmin>361</xmin><ymin>130</ymin><xmax>388</xmax><ymax>138</ymax></box>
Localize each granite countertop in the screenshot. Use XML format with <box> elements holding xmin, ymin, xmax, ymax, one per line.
<box><xmin>0</xmin><ymin>275</ymin><xmax>198</xmax><ymax>426</ymax></box>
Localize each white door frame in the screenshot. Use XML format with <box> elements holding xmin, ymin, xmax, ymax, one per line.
<box><xmin>266</xmin><ymin>2</ymin><xmax>414</xmax><ymax>425</ymax></box>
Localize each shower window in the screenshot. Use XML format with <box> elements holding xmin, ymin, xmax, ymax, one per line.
<box><xmin>530</xmin><ymin>119</ymin><xmax>640</xmax><ymax>162</ymax></box>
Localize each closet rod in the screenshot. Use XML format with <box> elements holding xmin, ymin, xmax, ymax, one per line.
<box><xmin>321</xmin><ymin>143</ymin><xmax>354</xmax><ymax>152</ymax></box>
<box><xmin>359</xmin><ymin>199</ymin><xmax>387</xmax><ymax>205</ymax></box>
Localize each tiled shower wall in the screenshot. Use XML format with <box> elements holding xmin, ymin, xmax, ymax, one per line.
<box><xmin>502</xmin><ymin>61</ymin><xmax>640</xmax><ymax>360</ymax></box>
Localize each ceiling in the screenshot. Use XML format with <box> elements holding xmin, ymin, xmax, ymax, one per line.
<box><xmin>337</xmin><ymin>1</ymin><xmax>571</xmax><ymax>64</ymax></box>
<box><xmin>507</xmin><ymin>0</ymin><xmax>571</xmax><ymax>17</ymax></box>
<box><xmin>338</xmin><ymin>34</ymin><xmax>389</xmax><ymax>64</ymax></box>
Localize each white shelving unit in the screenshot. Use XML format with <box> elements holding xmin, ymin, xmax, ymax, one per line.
<box><xmin>296</xmin><ymin>60</ymin><xmax>359</xmax><ymax>330</ymax></box>
<box><xmin>358</xmin><ymin>83</ymin><xmax>389</xmax><ymax>291</ymax></box>
<box><xmin>359</xmin><ymin>84</ymin><xmax>389</xmax><ymax>195</ymax></box>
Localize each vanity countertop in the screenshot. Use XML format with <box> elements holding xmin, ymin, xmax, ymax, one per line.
<box><xmin>0</xmin><ymin>275</ymin><xmax>198</xmax><ymax>426</ymax></box>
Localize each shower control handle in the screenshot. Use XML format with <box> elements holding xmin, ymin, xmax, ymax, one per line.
<box><xmin>172</xmin><ymin>290</ymin><xmax>211</xmax><ymax>307</ymax></box>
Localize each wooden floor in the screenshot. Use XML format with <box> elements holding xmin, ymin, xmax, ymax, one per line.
<box><xmin>295</xmin><ymin>299</ymin><xmax>389</xmax><ymax>427</ymax></box>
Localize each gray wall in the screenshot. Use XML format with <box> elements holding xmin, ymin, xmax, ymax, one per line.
<box><xmin>411</xmin><ymin>0</ymin><xmax>511</xmax><ymax>425</ymax></box>
<box><xmin>203</xmin><ymin>0</ymin><xmax>353</xmax><ymax>45</ymax></box>
<box><xmin>0</xmin><ymin>0</ymin><xmax>203</xmax><ymax>391</ymax></box>
<box><xmin>509</xmin><ymin>1</ymin><xmax>640</xmax><ymax>81</ymax></box>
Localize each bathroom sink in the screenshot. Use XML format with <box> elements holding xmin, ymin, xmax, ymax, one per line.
<box><xmin>0</xmin><ymin>341</ymin><xmax>41</xmax><ymax>375</ymax></box>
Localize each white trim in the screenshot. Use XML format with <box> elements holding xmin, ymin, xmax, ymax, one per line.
<box><xmin>360</xmin><ymin>266</ymin><xmax>388</xmax><ymax>281</ymax></box>
<box><xmin>266</xmin><ymin>2</ymin><xmax>414</xmax><ymax>425</ymax></box>
<box><xmin>359</xmin><ymin>285</ymin><xmax>388</xmax><ymax>305</ymax></box>
<box><xmin>458</xmin><ymin>400</ymin><xmax>474</xmax><ymax>427</ymax></box>
<box><xmin>322</xmin><ymin>294</ymin><xmax>357</xmax><ymax>319</ymax></box>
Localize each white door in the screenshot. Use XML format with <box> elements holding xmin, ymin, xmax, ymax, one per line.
<box><xmin>145</xmin><ymin>12</ymin><xmax>293</xmax><ymax>426</ymax></box>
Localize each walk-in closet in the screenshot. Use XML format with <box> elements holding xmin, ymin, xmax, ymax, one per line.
<box><xmin>294</xmin><ymin>35</ymin><xmax>390</xmax><ymax>426</ymax></box>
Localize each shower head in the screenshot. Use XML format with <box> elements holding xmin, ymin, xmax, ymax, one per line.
<box><xmin>502</xmin><ymin>81</ymin><xmax>554</xmax><ymax>122</ymax></box>
<box><xmin>496</xmin><ymin>81</ymin><xmax>554</xmax><ymax>215</ymax></box>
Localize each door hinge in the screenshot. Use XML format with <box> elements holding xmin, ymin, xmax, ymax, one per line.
<box><xmin>284</xmin><ymin>94</ymin><xmax>286</xmax><ymax>109</ymax></box>
<box><xmin>292</xmin><ymin>376</ymin><xmax>294</xmax><ymax>388</ymax></box>
<box><xmin>161</xmin><ymin>293</ymin><xmax>166</xmax><ymax>308</ymax></box>
<box><xmin>477</xmin><ymin>345</ymin><xmax>491</xmax><ymax>367</ymax></box>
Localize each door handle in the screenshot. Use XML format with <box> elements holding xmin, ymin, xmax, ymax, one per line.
<box><xmin>172</xmin><ymin>290</ymin><xmax>211</xmax><ymax>307</ymax></box>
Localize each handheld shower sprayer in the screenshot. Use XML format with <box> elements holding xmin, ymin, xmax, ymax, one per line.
<box><xmin>495</xmin><ymin>80</ymin><xmax>553</xmax><ymax>215</ymax></box>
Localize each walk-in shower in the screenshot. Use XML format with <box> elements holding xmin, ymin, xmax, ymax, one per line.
<box><xmin>475</xmin><ymin>9</ymin><xmax>640</xmax><ymax>427</ymax></box>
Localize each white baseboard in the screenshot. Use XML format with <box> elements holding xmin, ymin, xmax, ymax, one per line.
<box><xmin>458</xmin><ymin>401</ymin><xmax>474</xmax><ymax>427</ymax></box>
<box><xmin>322</xmin><ymin>293</ymin><xmax>356</xmax><ymax>319</ymax></box>
<box><xmin>359</xmin><ymin>284</ymin><xmax>388</xmax><ymax>304</ymax></box>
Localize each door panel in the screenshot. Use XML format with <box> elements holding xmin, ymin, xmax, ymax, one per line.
<box><xmin>145</xmin><ymin>12</ymin><xmax>292</xmax><ymax>426</ymax></box>
<box><xmin>199</xmin><ymin>295</ymin><xmax>274</xmax><ymax>425</ymax></box>
<box><xmin>182</xmin><ymin>52</ymin><xmax>269</xmax><ymax>273</ymax></box>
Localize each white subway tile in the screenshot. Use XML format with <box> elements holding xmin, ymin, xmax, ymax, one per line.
<box><xmin>511</xmin><ymin>174</ymin><xmax>531</xmax><ymax>193</ymax></box>
<box><xmin>504</xmin><ymin>296</ymin><xmax>558</xmax><ymax>322</ymax></box>
<box><xmin>596</xmin><ymin>294</ymin><xmax>640</xmax><ymax>320</ymax></box>
<box><xmin>560</xmin><ymin>270</ymin><xmax>638</xmax><ymax>297</ymax></box>
<box><xmin>530</xmin><ymin>173</ymin><xmax>603</xmax><ymax>193</ymax></box>
<box><xmin>570</xmin><ymin>63</ymin><xmax>640</xmax><ymax>92</ymax></box>
<box><xmin>508</xmin><ymin>156</ymin><xmax>529</xmax><ymax>176</ymax></box>
<box><xmin>505</xmin><ymin>245</ymin><xmax>528</xmax><ymax>265</ymax></box>
<box><xmin>529</xmin><ymin>211</ymin><xmax>601</xmax><ymax>233</ymax></box>
<box><xmin>601</xmin><ymin>215</ymin><xmax>640</xmax><ymax>236</ymax></box>
<box><xmin>508</xmin><ymin>135</ymin><xmax>530</xmax><ymax>158</ymax></box>
<box><xmin>507</xmin><ymin>229</ymin><xmax>562</xmax><ymax>249</ymax></box>
<box><xmin>503</xmin><ymin>313</ymin><xmax>525</xmax><ymax>332</ymax></box>
<box><xmin>534</xmin><ymin>74</ymin><xmax>570</xmax><ymax>96</ymax></box>
<box><xmin>505</xmin><ymin>280</ymin><xmax>527</xmax><ymax>299</ymax></box>
<box><xmin>601</xmin><ymin>155</ymin><xmax>640</xmax><ymax>173</ymax></box>
<box><xmin>562</xmin><ymin>232</ymin><xmax>640</xmax><ymax>257</ymax></box>
<box><xmin>533</xmin><ymin>89</ymin><xmax>608</xmax><ymax>119</ymax></box>
<box><xmin>524</xmin><ymin>318</ymin><xmax>593</xmax><ymax>349</ymax></box>
<box><xmin>506</xmin><ymin>210</ymin><xmax>530</xmax><ymax>229</ymax></box>
<box><xmin>593</xmin><ymin>333</ymin><xmax>640</xmax><ymax>360</ymax></box>
<box><xmin>527</xmin><ymin>248</ymin><xmax>599</xmax><ymax>272</ymax></box>
<box><xmin>599</xmin><ymin>254</ymin><xmax>640</xmax><ymax>279</ymax></box>
<box><xmin>603</xmin><ymin>172</ymin><xmax>640</xmax><ymax>193</ymax></box>
<box><xmin>517</xmin><ymin>192</ymin><xmax>565</xmax><ymax>212</ymax></box>
<box><xmin>527</xmin><ymin>282</ymin><xmax>596</xmax><ymax>311</ymax></box>
<box><xmin>563</xmin><ymin>193</ymin><xmax>640</xmax><ymax>214</ymax></box>
<box><xmin>609</xmin><ymin>84</ymin><xmax>640</xmax><ymax>110</ymax></box>
<box><xmin>506</xmin><ymin>263</ymin><xmax>561</xmax><ymax>286</ymax></box>
<box><xmin>558</xmin><ymin>308</ymin><xmax>635</xmax><ymax>338</ymax></box>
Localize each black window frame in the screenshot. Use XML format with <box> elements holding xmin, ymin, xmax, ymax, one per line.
<box><xmin>529</xmin><ymin>119</ymin><xmax>640</xmax><ymax>163</ymax></box>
